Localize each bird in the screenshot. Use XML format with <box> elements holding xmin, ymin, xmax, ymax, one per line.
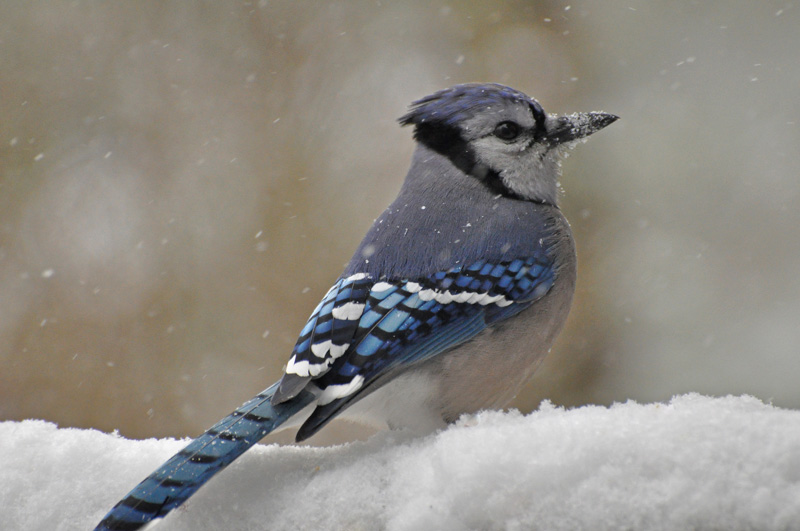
<box><xmin>94</xmin><ymin>83</ymin><xmax>617</xmax><ymax>530</ymax></box>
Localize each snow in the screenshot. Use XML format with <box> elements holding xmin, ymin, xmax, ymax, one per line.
<box><xmin>2</xmin><ymin>394</ymin><xmax>800</xmax><ymax>531</ymax></box>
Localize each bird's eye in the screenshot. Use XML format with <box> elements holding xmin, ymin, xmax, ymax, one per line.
<box><xmin>493</xmin><ymin>121</ymin><xmax>521</xmax><ymax>141</ymax></box>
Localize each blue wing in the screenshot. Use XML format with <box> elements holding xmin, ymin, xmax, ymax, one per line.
<box><xmin>95</xmin><ymin>250</ymin><xmax>555</xmax><ymax>530</ymax></box>
<box><xmin>292</xmin><ymin>250</ymin><xmax>556</xmax><ymax>440</ymax></box>
<box><xmin>272</xmin><ymin>272</ymin><xmax>374</xmax><ymax>403</ymax></box>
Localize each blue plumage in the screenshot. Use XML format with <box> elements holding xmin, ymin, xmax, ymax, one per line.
<box><xmin>399</xmin><ymin>83</ymin><xmax>546</xmax><ymax>130</ymax></box>
<box><xmin>96</xmin><ymin>383</ymin><xmax>316</xmax><ymax>530</ymax></box>
<box><xmin>94</xmin><ymin>83</ymin><xmax>616</xmax><ymax>530</ymax></box>
<box><xmin>299</xmin><ymin>251</ymin><xmax>555</xmax><ymax>435</ymax></box>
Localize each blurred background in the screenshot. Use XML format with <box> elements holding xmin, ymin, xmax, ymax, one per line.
<box><xmin>1</xmin><ymin>1</ymin><xmax>798</xmax><ymax>445</ymax></box>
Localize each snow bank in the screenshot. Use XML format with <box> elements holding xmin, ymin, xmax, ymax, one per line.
<box><xmin>2</xmin><ymin>394</ymin><xmax>799</xmax><ymax>531</ymax></box>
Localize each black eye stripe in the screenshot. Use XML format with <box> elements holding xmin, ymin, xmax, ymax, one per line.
<box><xmin>527</xmin><ymin>103</ymin><xmax>547</xmax><ymax>140</ymax></box>
<box><xmin>529</xmin><ymin>102</ymin><xmax>546</xmax><ymax>124</ymax></box>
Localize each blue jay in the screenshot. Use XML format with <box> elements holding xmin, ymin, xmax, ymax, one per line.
<box><xmin>95</xmin><ymin>83</ymin><xmax>617</xmax><ymax>530</ymax></box>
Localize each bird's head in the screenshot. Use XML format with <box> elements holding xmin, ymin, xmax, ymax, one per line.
<box><xmin>399</xmin><ymin>83</ymin><xmax>618</xmax><ymax>205</ymax></box>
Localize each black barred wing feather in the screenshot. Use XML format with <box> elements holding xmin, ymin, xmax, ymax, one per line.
<box><xmin>273</xmin><ymin>273</ymin><xmax>373</xmax><ymax>403</ymax></box>
<box><xmin>291</xmin><ymin>273</ymin><xmax>374</xmax><ymax>376</ymax></box>
<box><xmin>295</xmin><ymin>251</ymin><xmax>556</xmax><ymax>440</ymax></box>
<box><xmin>94</xmin><ymin>382</ymin><xmax>316</xmax><ymax>530</ymax></box>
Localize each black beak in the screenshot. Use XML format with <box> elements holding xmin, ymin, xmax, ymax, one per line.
<box><xmin>545</xmin><ymin>112</ymin><xmax>619</xmax><ymax>146</ymax></box>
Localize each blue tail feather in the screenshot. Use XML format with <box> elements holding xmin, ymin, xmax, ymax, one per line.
<box><xmin>94</xmin><ymin>382</ymin><xmax>316</xmax><ymax>531</ymax></box>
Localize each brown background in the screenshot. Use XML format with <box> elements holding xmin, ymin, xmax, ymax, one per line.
<box><xmin>1</xmin><ymin>1</ymin><xmax>799</xmax><ymax>444</ymax></box>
